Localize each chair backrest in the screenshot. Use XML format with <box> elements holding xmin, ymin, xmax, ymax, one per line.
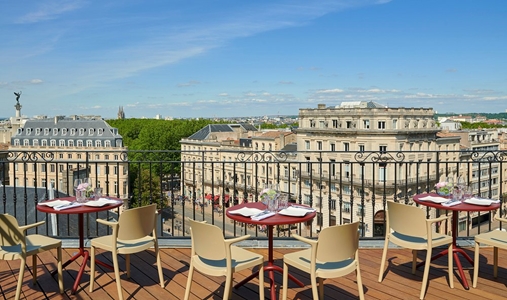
<box><xmin>187</xmin><ymin>218</ymin><xmax>226</xmax><ymax>261</ymax></box>
<box><xmin>387</xmin><ymin>201</ymin><xmax>427</xmax><ymax>237</ymax></box>
<box><xmin>117</xmin><ymin>204</ymin><xmax>157</xmax><ymax>240</ymax></box>
<box><xmin>316</xmin><ymin>222</ymin><xmax>359</xmax><ymax>262</ymax></box>
<box><xmin>0</xmin><ymin>214</ymin><xmax>23</xmax><ymax>247</ymax></box>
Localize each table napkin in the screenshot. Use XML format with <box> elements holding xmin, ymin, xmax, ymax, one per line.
<box><xmin>53</xmin><ymin>202</ymin><xmax>83</xmax><ymax>211</ymax></box>
<box><xmin>442</xmin><ymin>199</ymin><xmax>461</xmax><ymax>207</ymax></box>
<box><xmin>38</xmin><ymin>200</ymin><xmax>71</xmax><ymax>208</ymax></box>
<box><xmin>251</xmin><ymin>210</ymin><xmax>275</xmax><ymax>221</ymax></box>
<box><xmin>289</xmin><ymin>205</ymin><xmax>316</xmax><ymax>212</ymax></box>
<box><xmin>418</xmin><ymin>195</ymin><xmax>449</xmax><ymax>203</ymax></box>
<box><xmin>464</xmin><ymin>197</ymin><xmax>500</xmax><ymax>206</ymax></box>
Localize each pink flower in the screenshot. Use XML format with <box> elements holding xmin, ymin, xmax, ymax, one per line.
<box><xmin>77</xmin><ymin>182</ymin><xmax>90</xmax><ymax>191</ymax></box>
<box><xmin>435</xmin><ymin>182</ymin><xmax>448</xmax><ymax>188</ymax></box>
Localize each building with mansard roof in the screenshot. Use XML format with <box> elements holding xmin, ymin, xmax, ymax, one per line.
<box><xmin>8</xmin><ymin>116</ymin><xmax>129</xmax><ymax>200</ymax></box>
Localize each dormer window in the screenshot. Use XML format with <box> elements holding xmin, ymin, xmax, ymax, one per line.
<box><xmin>62</xmin><ymin>128</ymin><xmax>67</xmax><ymax>135</ymax></box>
<box><xmin>53</xmin><ymin>128</ymin><xmax>58</xmax><ymax>135</ymax></box>
<box><xmin>70</xmin><ymin>128</ymin><xmax>76</xmax><ymax>135</ymax></box>
<box><xmin>44</xmin><ymin>128</ymin><xmax>50</xmax><ymax>135</ymax></box>
<box><xmin>17</xmin><ymin>128</ymin><xmax>23</xmax><ymax>135</ymax></box>
<box><xmin>26</xmin><ymin>128</ymin><xmax>32</xmax><ymax>135</ymax></box>
<box><xmin>35</xmin><ymin>128</ymin><xmax>41</xmax><ymax>135</ymax></box>
<box><xmin>89</xmin><ymin>128</ymin><xmax>94</xmax><ymax>135</ymax></box>
<box><xmin>87</xmin><ymin>140</ymin><xmax>93</xmax><ymax>147</ymax></box>
<box><xmin>79</xmin><ymin>128</ymin><xmax>85</xmax><ymax>136</ymax></box>
<box><xmin>98</xmin><ymin>128</ymin><xmax>104</xmax><ymax>135</ymax></box>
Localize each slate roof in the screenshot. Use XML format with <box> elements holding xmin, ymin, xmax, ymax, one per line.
<box><xmin>187</xmin><ymin>123</ymin><xmax>258</xmax><ymax>140</ymax></box>
<box><xmin>10</xmin><ymin>118</ymin><xmax>123</xmax><ymax>147</ymax></box>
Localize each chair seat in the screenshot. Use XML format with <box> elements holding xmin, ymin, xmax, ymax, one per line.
<box><xmin>475</xmin><ymin>230</ymin><xmax>507</xmax><ymax>248</ymax></box>
<box><xmin>91</xmin><ymin>235</ymin><xmax>155</xmax><ymax>254</ymax></box>
<box><xmin>284</xmin><ymin>248</ymin><xmax>357</xmax><ymax>278</ymax></box>
<box><xmin>192</xmin><ymin>245</ymin><xmax>263</xmax><ymax>276</ymax></box>
<box><xmin>0</xmin><ymin>234</ymin><xmax>62</xmax><ymax>259</ymax></box>
<box><xmin>390</xmin><ymin>231</ymin><xmax>452</xmax><ymax>250</ymax></box>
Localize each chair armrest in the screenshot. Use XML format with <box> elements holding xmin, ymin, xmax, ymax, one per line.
<box><xmin>224</xmin><ymin>234</ymin><xmax>251</xmax><ymax>246</ymax></box>
<box><xmin>97</xmin><ymin>218</ymin><xmax>118</xmax><ymax>227</ymax></box>
<box><xmin>426</xmin><ymin>214</ymin><xmax>452</xmax><ymax>224</ymax></box>
<box><xmin>292</xmin><ymin>234</ymin><xmax>318</xmax><ymax>246</ymax></box>
<box><xmin>495</xmin><ymin>216</ymin><xmax>507</xmax><ymax>224</ymax></box>
<box><xmin>19</xmin><ymin>221</ymin><xmax>45</xmax><ymax>232</ymax></box>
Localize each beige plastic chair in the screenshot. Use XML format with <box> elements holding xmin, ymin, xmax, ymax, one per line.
<box><xmin>89</xmin><ymin>204</ymin><xmax>164</xmax><ymax>300</ymax></box>
<box><xmin>0</xmin><ymin>214</ymin><xmax>63</xmax><ymax>300</ymax></box>
<box><xmin>281</xmin><ymin>222</ymin><xmax>364</xmax><ymax>300</ymax></box>
<box><xmin>184</xmin><ymin>218</ymin><xmax>264</xmax><ymax>300</ymax></box>
<box><xmin>473</xmin><ymin>216</ymin><xmax>507</xmax><ymax>288</ymax></box>
<box><xmin>378</xmin><ymin>201</ymin><xmax>454</xmax><ymax>299</ymax></box>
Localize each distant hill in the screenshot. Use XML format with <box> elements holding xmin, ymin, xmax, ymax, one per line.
<box><xmin>435</xmin><ymin>112</ymin><xmax>507</xmax><ymax>120</ymax></box>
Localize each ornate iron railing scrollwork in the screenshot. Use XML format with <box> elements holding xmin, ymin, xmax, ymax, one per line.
<box><xmin>236</xmin><ymin>151</ymin><xmax>289</xmax><ymax>163</ymax></box>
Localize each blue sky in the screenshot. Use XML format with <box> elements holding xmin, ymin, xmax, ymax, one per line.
<box><xmin>1</xmin><ymin>0</ymin><xmax>506</xmax><ymax>119</ymax></box>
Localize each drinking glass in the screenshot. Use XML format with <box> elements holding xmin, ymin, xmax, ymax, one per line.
<box><xmin>277</xmin><ymin>193</ymin><xmax>289</xmax><ymax>210</ymax></box>
<box><xmin>93</xmin><ymin>187</ymin><xmax>103</xmax><ymax>200</ymax></box>
<box><xmin>73</xmin><ymin>179</ymin><xmax>82</xmax><ymax>194</ymax></box>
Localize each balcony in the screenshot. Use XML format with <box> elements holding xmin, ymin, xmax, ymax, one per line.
<box><xmin>1</xmin><ymin>149</ymin><xmax>507</xmax><ymax>298</ymax></box>
<box><xmin>2</xmin><ymin>245</ymin><xmax>506</xmax><ymax>299</ymax></box>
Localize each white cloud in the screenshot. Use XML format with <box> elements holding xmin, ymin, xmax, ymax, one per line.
<box><xmin>316</xmin><ymin>88</ymin><xmax>344</xmax><ymax>94</ymax></box>
<box><xmin>30</xmin><ymin>79</ymin><xmax>43</xmax><ymax>84</ymax></box>
<box><xmin>16</xmin><ymin>0</ymin><xmax>85</xmax><ymax>24</ymax></box>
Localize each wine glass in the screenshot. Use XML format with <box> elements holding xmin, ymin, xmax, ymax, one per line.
<box><xmin>73</xmin><ymin>179</ymin><xmax>82</xmax><ymax>195</ymax></box>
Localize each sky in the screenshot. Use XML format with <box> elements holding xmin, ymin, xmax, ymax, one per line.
<box><xmin>1</xmin><ymin>0</ymin><xmax>507</xmax><ymax>119</ymax></box>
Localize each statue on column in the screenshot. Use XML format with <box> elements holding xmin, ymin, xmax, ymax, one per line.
<box><xmin>14</xmin><ymin>91</ymin><xmax>22</xmax><ymax>104</ymax></box>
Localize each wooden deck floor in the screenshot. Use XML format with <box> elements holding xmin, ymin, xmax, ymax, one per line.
<box><xmin>2</xmin><ymin>246</ymin><xmax>507</xmax><ymax>299</ymax></box>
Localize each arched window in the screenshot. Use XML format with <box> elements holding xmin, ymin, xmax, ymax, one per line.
<box><xmin>41</xmin><ymin>139</ymin><xmax>48</xmax><ymax>146</ymax></box>
<box><xmin>14</xmin><ymin>139</ymin><xmax>20</xmax><ymax>146</ymax></box>
<box><xmin>23</xmin><ymin>139</ymin><xmax>29</xmax><ymax>146</ymax></box>
<box><xmin>77</xmin><ymin>140</ymin><xmax>84</xmax><ymax>147</ymax></box>
<box><xmin>87</xmin><ymin>140</ymin><xmax>93</xmax><ymax>147</ymax></box>
<box><xmin>104</xmin><ymin>140</ymin><xmax>111</xmax><ymax>147</ymax></box>
<box><xmin>59</xmin><ymin>140</ymin><xmax>65</xmax><ymax>147</ymax></box>
<box><xmin>50</xmin><ymin>139</ymin><xmax>57</xmax><ymax>147</ymax></box>
<box><xmin>95</xmin><ymin>140</ymin><xmax>102</xmax><ymax>147</ymax></box>
<box><xmin>68</xmin><ymin>140</ymin><xmax>74</xmax><ymax>147</ymax></box>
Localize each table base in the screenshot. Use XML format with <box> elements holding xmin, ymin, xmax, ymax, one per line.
<box><xmin>52</xmin><ymin>248</ymin><xmax>114</xmax><ymax>294</ymax></box>
<box><xmin>235</xmin><ymin>261</ymin><xmax>304</xmax><ymax>299</ymax></box>
<box><xmin>417</xmin><ymin>247</ymin><xmax>473</xmax><ymax>290</ymax></box>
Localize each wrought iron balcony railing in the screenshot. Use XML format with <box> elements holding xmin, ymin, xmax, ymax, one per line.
<box><xmin>0</xmin><ymin>149</ymin><xmax>505</xmax><ymax>244</ymax></box>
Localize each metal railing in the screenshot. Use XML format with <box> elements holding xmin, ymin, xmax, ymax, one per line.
<box><xmin>0</xmin><ymin>149</ymin><xmax>505</xmax><ymax>244</ymax></box>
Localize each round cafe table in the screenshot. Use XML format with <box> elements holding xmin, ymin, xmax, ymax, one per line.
<box><xmin>413</xmin><ymin>193</ymin><xmax>500</xmax><ymax>290</ymax></box>
<box><xmin>226</xmin><ymin>202</ymin><xmax>316</xmax><ymax>300</ymax></box>
<box><xmin>36</xmin><ymin>196</ymin><xmax>123</xmax><ymax>294</ymax></box>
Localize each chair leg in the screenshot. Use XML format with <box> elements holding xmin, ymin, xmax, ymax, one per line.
<box><xmin>32</xmin><ymin>254</ymin><xmax>37</xmax><ymax>284</ymax></box>
<box><xmin>356</xmin><ymin>262</ymin><xmax>365</xmax><ymax>300</ymax></box>
<box><xmin>258</xmin><ymin>263</ymin><xmax>264</xmax><ymax>300</ymax></box>
<box><xmin>126</xmin><ymin>254</ymin><xmax>130</xmax><ymax>278</ymax></box>
<box><xmin>419</xmin><ymin>249</ymin><xmax>432</xmax><ymax>300</ymax></box>
<box><xmin>89</xmin><ymin>246</ymin><xmax>96</xmax><ymax>292</ymax></box>
<box><xmin>57</xmin><ymin>246</ymin><xmax>64</xmax><ymax>294</ymax></box>
<box><xmin>378</xmin><ymin>236</ymin><xmax>389</xmax><ymax>282</ymax></box>
<box><xmin>112</xmin><ymin>253</ymin><xmax>124</xmax><ymax>300</ymax></box>
<box><xmin>473</xmin><ymin>241</ymin><xmax>480</xmax><ymax>288</ymax></box>
<box><xmin>318</xmin><ymin>277</ymin><xmax>324</xmax><ymax>300</ymax></box>
<box><xmin>412</xmin><ymin>250</ymin><xmax>418</xmax><ymax>274</ymax></box>
<box><xmin>310</xmin><ymin>272</ymin><xmax>319</xmax><ymax>300</ymax></box>
<box><xmin>183</xmin><ymin>262</ymin><xmax>194</xmax><ymax>300</ymax></box>
<box><xmin>223</xmin><ymin>271</ymin><xmax>232</xmax><ymax>300</ymax></box>
<box><xmin>155</xmin><ymin>242</ymin><xmax>164</xmax><ymax>288</ymax></box>
<box><xmin>15</xmin><ymin>257</ymin><xmax>26</xmax><ymax>300</ymax></box>
<box><xmin>282</xmin><ymin>263</ymin><xmax>289</xmax><ymax>300</ymax></box>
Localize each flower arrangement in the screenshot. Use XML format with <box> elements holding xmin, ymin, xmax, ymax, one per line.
<box><xmin>259</xmin><ymin>187</ymin><xmax>278</xmax><ymax>203</ymax></box>
<box><xmin>76</xmin><ymin>182</ymin><xmax>93</xmax><ymax>198</ymax></box>
<box><xmin>435</xmin><ymin>181</ymin><xmax>453</xmax><ymax>196</ymax></box>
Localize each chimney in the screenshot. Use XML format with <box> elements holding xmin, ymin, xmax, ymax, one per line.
<box><xmin>318</xmin><ymin>104</ymin><xmax>326</xmax><ymax>109</ymax></box>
